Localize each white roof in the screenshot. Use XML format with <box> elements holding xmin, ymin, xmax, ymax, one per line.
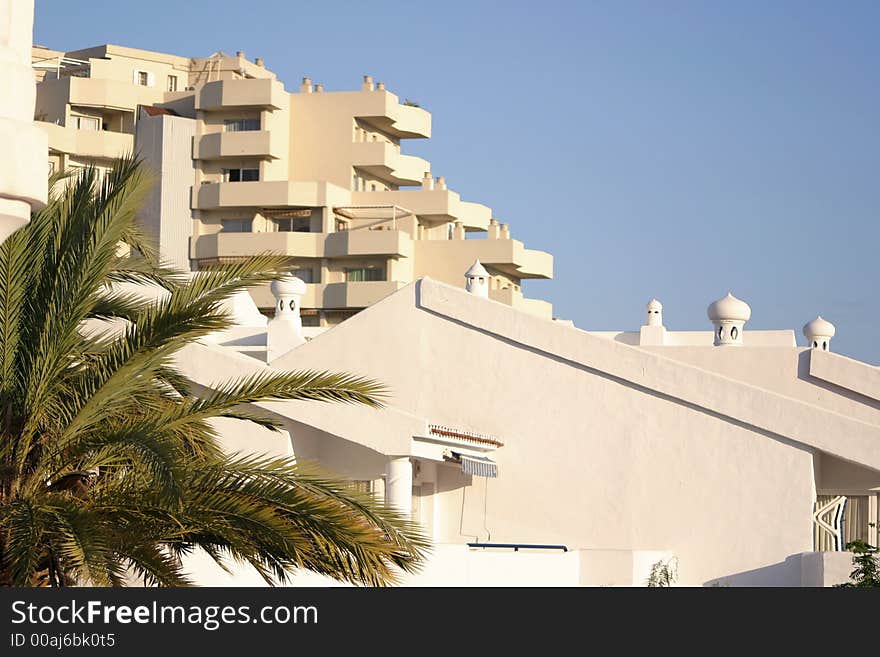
<box><xmin>803</xmin><ymin>316</ymin><xmax>835</xmax><ymax>339</ymax></box>
<box><xmin>465</xmin><ymin>259</ymin><xmax>489</xmax><ymax>278</ymax></box>
<box><xmin>707</xmin><ymin>292</ymin><xmax>751</xmax><ymax>322</ymax></box>
<box><xmin>270</xmin><ymin>274</ymin><xmax>307</xmax><ymax>297</ymax></box>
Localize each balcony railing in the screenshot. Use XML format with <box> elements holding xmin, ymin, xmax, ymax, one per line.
<box><xmin>193</xmin><ymin>180</ymin><xmax>351</xmax><ymax>210</ymax></box>
<box><xmin>37</xmin><ymin>121</ymin><xmax>134</xmax><ymax>159</ymax></box>
<box><xmin>351</xmin><ymin>141</ymin><xmax>428</xmax><ymax>186</ymax></box>
<box><xmin>196</xmin><ymin>78</ymin><xmax>286</xmax><ymax>111</ymax></box>
<box><xmin>193</xmin><ymin>130</ymin><xmax>281</xmax><ymax>160</ymax></box>
<box><xmin>351</xmin><ymin>188</ymin><xmax>492</xmax><ymax>230</ymax></box>
<box><xmin>192</xmin><ymin>228</ymin><xmax>412</xmax><ymax>261</ymax></box>
<box><xmin>247</xmin><ymin>280</ymin><xmax>407</xmax><ymax>310</ymax></box>
<box><xmin>467</xmin><ymin>543</ymin><xmax>569</xmax><ymax>552</ymax></box>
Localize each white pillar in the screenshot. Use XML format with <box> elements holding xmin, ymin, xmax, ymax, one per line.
<box><xmin>385</xmin><ymin>456</ymin><xmax>412</xmax><ymax>517</ymax></box>
<box><xmin>0</xmin><ymin>0</ymin><xmax>48</xmax><ymax>242</ymax></box>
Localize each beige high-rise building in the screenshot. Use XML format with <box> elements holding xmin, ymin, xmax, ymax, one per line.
<box><xmin>31</xmin><ymin>44</ymin><xmax>553</xmax><ymax>328</ymax></box>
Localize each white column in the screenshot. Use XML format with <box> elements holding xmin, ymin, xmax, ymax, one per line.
<box><xmin>385</xmin><ymin>456</ymin><xmax>412</xmax><ymax>517</ymax></box>
<box><xmin>0</xmin><ymin>0</ymin><xmax>48</xmax><ymax>242</ymax></box>
<box><xmin>417</xmin><ymin>460</ymin><xmax>440</xmax><ymax>541</ymax></box>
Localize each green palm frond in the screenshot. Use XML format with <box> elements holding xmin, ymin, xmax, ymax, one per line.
<box><xmin>0</xmin><ymin>156</ymin><xmax>428</xmax><ymax>588</ymax></box>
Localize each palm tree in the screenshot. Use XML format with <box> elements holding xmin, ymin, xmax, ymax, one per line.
<box><xmin>0</xmin><ymin>158</ymin><xmax>428</xmax><ymax>587</ymax></box>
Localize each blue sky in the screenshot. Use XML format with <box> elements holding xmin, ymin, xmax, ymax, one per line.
<box><xmin>34</xmin><ymin>1</ymin><xmax>880</xmax><ymax>363</ymax></box>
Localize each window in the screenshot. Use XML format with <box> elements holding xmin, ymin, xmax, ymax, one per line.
<box><xmin>292</xmin><ymin>268</ymin><xmax>314</xmax><ymax>283</ymax></box>
<box><xmin>137</xmin><ymin>70</ymin><xmax>148</xmax><ymax>86</ymax></box>
<box><xmin>167</xmin><ymin>75</ymin><xmax>178</xmax><ymax>92</ymax></box>
<box><xmin>224</xmin><ymin>118</ymin><xmax>260</xmax><ymax>132</ymax></box>
<box><xmin>345</xmin><ymin>267</ymin><xmax>384</xmax><ymax>282</ymax></box>
<box><xmin>273</xmin><ymin>217</ymin><xmax>311</xmax><ymax>232</ymax></box>
<box><xmin>72</xmin><ymin>115</ymin><xmax>100</xmax><ymax>131</ymax></box>
<box><xmin>224</xmin><ymin>168</ymin><xmax>259</xmax><ymax>182</ymax></box>
<box><xmin>220</xmin><ymin>219</ymin><xmax>253</xmax><ymax>232</ymax></box>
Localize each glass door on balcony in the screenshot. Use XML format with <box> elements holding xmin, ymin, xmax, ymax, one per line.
<box><xmin>345</xmin><ymin>267</ymin><xmax>385</xmax><ymax>282</ymax></box>
<box><xmin>224</xmin><ymin>118</ymin><xmax>260</xmax><ymax>132</ymax></box>
<box><xmin>71</xmin><ymin>115</ymin><xmax>100</xmax><ymax>131</ymax></box>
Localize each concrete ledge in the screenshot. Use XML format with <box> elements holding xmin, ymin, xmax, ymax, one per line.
<box><xmin>809</xmin><ymin>348</ymin><xmax>880</xmax><ymax>402</ymax></box>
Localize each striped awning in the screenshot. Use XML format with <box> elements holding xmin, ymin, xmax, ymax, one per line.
<box><xmin>459</xmin><ymin>453</ymin><xmax>498</xmax><ymax>478</ymax></box>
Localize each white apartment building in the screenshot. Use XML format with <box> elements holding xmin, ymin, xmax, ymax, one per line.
<box><xmin>12</xmin><ymin>26</ymin><xmax>878</xmax><ymax>587</ymax></box>
<box><xmin>31</xmin><ymin>44</ymin><xmax>554</xmax><ymax>329</ymax></box>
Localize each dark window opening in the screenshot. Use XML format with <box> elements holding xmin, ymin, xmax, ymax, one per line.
<box><xmin>225</xmin><ymin>168</ymin><xmax>259</xmax><ymax>182</ymax></box>
<box><xmin>274</xmin><ymin>216</ymin><xmax>311</xmax><ymax>232</ymax></box>
<box><xmin>220</xmin><ymin>218</ymin><xmax>253</xmax><ymax>232</ymax></box>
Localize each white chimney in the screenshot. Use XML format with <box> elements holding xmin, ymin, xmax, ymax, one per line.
<box><xmin>639</xmin><ymin>298</ymin><xmax>666</xmax><ymax>346</ymax></box>
<box><xmin>465</xmin><ymin>260</ymin><xmax>490</xmax><ymax>299</ymax></box>
<box><xmin>421</xmin><ymin>171</ymin><xmax>434</xmax><ymax>190</ymax></box>
<box><xmin>646</xmin><ymin>298</ymin><xmax>663</xmax><ymax>327</ymax></box>
<box><xmin>300</xmin><ymin>77</ymin><xmax>313</xmax><ymax>93</ymax></box>
<box><xmin>267</xmin><ymin>274</ymin><xmax>307</xmax><ymax>362</ymax></box>
<box><xmin>362</xmin><ymin>75</ymin><xmax>374</xmax><ymax>91</ymax></box>
<box><xmin>803</xmin><ymin>316</ymin><xmax>835</xmax><ymax>352</ymax></box>
<box><xmin>707</xmin><ymin>293</ymin><xmax>751</xmax><ymax>346</ymax></box>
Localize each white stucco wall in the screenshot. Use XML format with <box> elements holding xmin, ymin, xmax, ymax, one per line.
<box><xmin>269</xmin><ymin>281</ymin><xmax>828</xmax><ymax>585</ymax></box>
<box><xmin>183</xmin><ymin>545</ymin><xmax>678</xmax><ymax>587</ymax></box>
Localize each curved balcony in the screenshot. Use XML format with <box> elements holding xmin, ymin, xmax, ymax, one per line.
<box><xmin>195</xmin><ymin>78</ymin><xmax>286</xmax><ymax>111</ymax></box>
<box><xmin>414</xmin><ymin>238</ymin><xmax>553</xmax><ymax>281</ymax></box>
<box><xmin>38</xmin><ymin>77</ymin><xmax>163</xmax><ymax>113</ymax></box>
<box><xmin>193</xmin><ymin>130</ymin><xmax>282</xmax><ymax>160</ymax></box>
<box><xmin>248</xmin><ymin>280</ymin><xmax>407</xmax><ymax>310</ymax></box>
<box><xmin>192</xmin><ymin>228</ymin><xmax>412</xmax><ymax>260</ymax></box>
<box><xmin>352</xmin><ymin>188</ymin><xmax>491</xmax><ymax>230</ymax></box>
<box><xmin>292</xmin><ymin>88</ymin><xmax>430</xmax><ymax>139</ymax></box>
<box><xmin>351</xmin><ymin>141</ymin><xmax>429</xmax><ymax>186</ymax></box>
<box><xmin>193</xmin><ymin>180</ymin><xmax>351</xmax><ymax>210</ymax></box>
<box><xmin>38</xmin><ymin>121</ymin><xmax>134</xmax><ymax>159</ymax></box>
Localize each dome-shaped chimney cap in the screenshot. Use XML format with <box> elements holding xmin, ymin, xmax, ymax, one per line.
<box><xmin>647</xmin><ymin>298</ymin><xmax>662</xmax><ymax>312</ymax></box>
<box><xmin>270</xmin><ymin>274</ymin><xmax>307</xmax><ymax>298</ymax></box>
<box><xmin>707</xmin><ymin>293</ymin><xmax>751</xmax><ymax>322</ymax></box>
<box><xmin>465</xmin><ymin>259</ymin><xmax>489</xmax><ymax>278</ymax></box>
<box><xmin>803</xmin><ymin>316</ymin><xmax>835</xmax><ymax>340</ymax></box>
